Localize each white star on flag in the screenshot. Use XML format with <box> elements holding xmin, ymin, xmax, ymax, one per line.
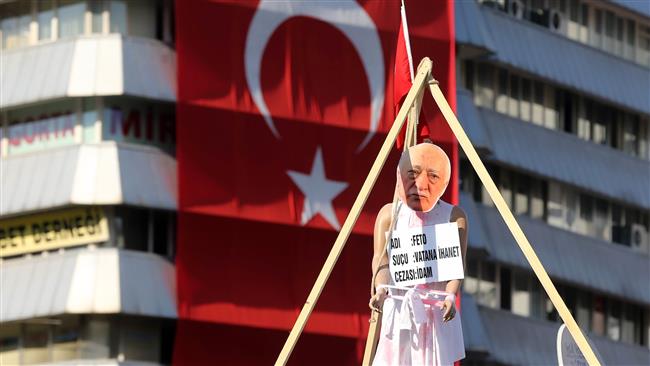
<box><xmin>287</xmin><ymin>147</ymin><xmax>348</xmax><ymax>230</ymax></box>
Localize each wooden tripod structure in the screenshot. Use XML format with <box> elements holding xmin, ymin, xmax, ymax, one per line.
<box><xmin>275</xmin><ymin>58</ymin><xmax>602</xmax><ymax>366</ymax></box>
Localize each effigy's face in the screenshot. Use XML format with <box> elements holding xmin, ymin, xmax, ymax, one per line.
<box><xmin>397</xmin><ymin>145</ymin><xmax>450</xmax><ymax>212</ymax></box>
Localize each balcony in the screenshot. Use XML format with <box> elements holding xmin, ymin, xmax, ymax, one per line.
<box><xmin>1</xmin><ymin>34</ymin><xmax>176</xmax><ymax>109</ymax></box>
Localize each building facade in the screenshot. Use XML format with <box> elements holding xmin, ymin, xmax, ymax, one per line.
<box><xmin>455</xmin><ymin>0</ymin><xmax>650</xmax><ymax>364</ymax></box>
<box><xmin>1</xmin><ymin>0</ymin><xmax>177</xmax><ymax>364</ymax></box>
<box><xmin>2</xmin><ymin>0</ymin><xmax>649</xmax><ymax>365</ymax></box>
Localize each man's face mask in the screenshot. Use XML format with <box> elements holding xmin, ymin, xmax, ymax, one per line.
<box><xmin>396</xmin><ymin>144</ymin><xmax>450</xmax><ymax>212</ymax></box>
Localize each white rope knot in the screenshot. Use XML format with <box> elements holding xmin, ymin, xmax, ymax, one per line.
<box><xmin>398</xmin><ymin>287</ymin><xmax>428</xmax><ymax>331</ymax></box>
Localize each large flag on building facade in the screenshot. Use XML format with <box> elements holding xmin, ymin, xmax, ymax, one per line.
<box><xmin>174</xmin><ymin>0</ymin><xmax>456</xmax><ymax>364</ymax></box>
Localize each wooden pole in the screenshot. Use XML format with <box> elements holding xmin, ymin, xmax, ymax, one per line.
<box><xmin>274</xmin><ymin>58</ymin><xmax>434</xmax><ymax>366</ymax></box>
<box><xmin>427</xmin><ymin>77</ymin><xmax>602</xmax><ymax>366</ymax></box>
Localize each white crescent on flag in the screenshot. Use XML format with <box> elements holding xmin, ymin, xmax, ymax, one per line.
<box><xmin>244</xmin><ymin>0</ymin><xmax>385</xmax><ymax>152</ymax></box>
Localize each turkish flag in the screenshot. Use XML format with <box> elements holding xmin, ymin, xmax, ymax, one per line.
<box><xmin>175</xmin><ymin>1</ymin><xmax>456</xmax><ymax>364</ymax></box>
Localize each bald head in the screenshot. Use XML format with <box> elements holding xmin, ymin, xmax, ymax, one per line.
<box><xmin>397</xmin><ymin>143</ymin><xmax>451</xmax><ymax>211</ymax></box>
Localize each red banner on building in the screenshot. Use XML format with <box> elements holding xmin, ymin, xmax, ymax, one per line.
<box><xmin>175</xmin><ymin>0</ymin><xmax>456</xmax><ymax>364</ymax></box>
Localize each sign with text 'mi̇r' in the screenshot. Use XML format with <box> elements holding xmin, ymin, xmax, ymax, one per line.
<box><xmin>388</xmin><ymin>222</ymin><xmax>464</xmax><ymax>286</ymax></box>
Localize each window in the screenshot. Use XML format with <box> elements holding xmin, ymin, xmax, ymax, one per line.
<box><xmin>58</xmin><ymin>0</ymin><xmax>85</xmax><ymax>39</ymax></box>
<box><xmin>89</xmin><ymin>0</ymin><xmax>105</xmax><ymax>34</ymax></box>
<box><xmin>38</xmin><ymin>1</ymin><xmax>54</xmax><ymax>41</ymax></box>
<box><xmin>0</xmin><ymin>1</ymin><xmax>31</xmax><ymax>49</ymax></box>
<box><xmin>621</xmin><ymin>304</ymin><xmax>642</xmax><ymax>345</ymax></box>
<box><xmin>591</xmin><ymin>295</ymin><xmax>606</xmax><ymax>335</ymax></box>
<box><xmin>112</xmin><ymin>207</ymin><xmax>175</xmax><ymax>259</ymax></box>
<box><xmin>52</xmin><ymin>316</ymin><xmax>80</xmax><ymax>362</ymax></box>
<box><xmin>463</xmin><ymin>259</ymin><xmax>498</xmax><ymax>309</ymax></box>
<box><xmin>496</xmin><ymin>69</ymin><xmax>508</xmax><ymax>114</ymax></box>
<box><xmin>479</xmin><ymin>261</ymin><xmax>498</xmax><ymax>308</ymax></box>
<box><xmin>463</xmin><ymin>60</ymin><xmax>475</xmax><ymax>92</ymax></box>
<box><xmin>520</xmin><ymin>78</ymin><xmax>532</xmax><ymax>122</ymax></box>
<box><xmin>514</xmin><ymin>174</ymin><xmax>530</xmax><ymax>215</ymax></box>
<box><xmin>0</xmin><ymin>323</ymin><xmax>20</xmax><ymax>365</ymax></box>
<box><xmin>607</xmin><ymin>300</ymin><xmax>622</xmax><ymax>341</ymax></box>
<box><xmin>508</xmin><ymin>74</ymin><xmax>520</xmax><ymax>118</ymax></box>
<box><xmin>23</xmin><ymin>323</ymin><xmax>49</xmax><ymax>364</ymax></box>
<box><xmin>512</xmin><ymin>271</ymin><xmax>530</xmax><ymax>316</ymax></box>
<box><xmin>109</xmin><ymin>0</ymin><xmax>127</xmax><ymax>34</ymax></box>
<box><xmin>499</xmin><ymin>168</ymin><xmax>513</xmax><ymax>210</ymax></box>
<box><xmin>114</xmin><ymin>206</ymin><xmax>148</xmax><ymax>251</ymax></box>
<box><xmin>622</xmin><ymin>114</ymin><xmax>639</xmax><ymax>156</ymax></box>
<box><xmin>579</xmin><ymin>194</ymin><xmax>593</xmax><ymax>221</ymax></box>
<box><xmin>477</xmin><ymin>63</ymin><xmax>495</xmax><ymax>108</ymax></box>
<box><xmin>532</xmin><ymin>81</ymin><xmax>544</xmax><ymax>126</ymax></box>
<box><xmin>576</xmin><ymin>291</ymin><xmax>591</xmax><ymax>332</ymax></box>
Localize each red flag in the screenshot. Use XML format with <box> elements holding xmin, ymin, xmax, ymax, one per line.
<box><xmin>394</xmin><ymin>1</ymin><xmax>431</xmax><ymax>149</ymax></box>
<box><xmin>174</xmin><ymin>1</ymin><xmax>456</xmax><ymax>364</ymax></box>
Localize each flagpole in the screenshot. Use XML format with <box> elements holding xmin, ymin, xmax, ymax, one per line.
<box><xmin>275</xmin><ymin>58</ymin><xmax>433</xmax><ymax>366</ymax></box>
<box><xmin>401</xmin><ymin>0</ymin><xmax>414</xmax><ymax>79</ymax></box>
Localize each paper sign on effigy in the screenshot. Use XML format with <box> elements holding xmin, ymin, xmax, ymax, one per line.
<box><xmin>387</xmin><ymin>222</ymin><xmax>464</xmax><ymax>286</ymax></box>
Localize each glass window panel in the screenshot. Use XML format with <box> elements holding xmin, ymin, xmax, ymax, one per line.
<box><xmin>153</xmin><ymin>210</ymin><xmax>170</xmax><ymax>256</ymax></box>
<box><xmin>576</xmin><ymin>291</ymin><xmax>591</xmax><ymax>332</ymax></box>
<box><xmin>508</xmin><ymin>74</ymin><xmax>520</xmax><ymax>118</ymax></box>
<box><xmin>569</xmin><ymin>0</ymin><xmax>578</xmax><ymax>21</ymax></box>
<box><xmin>512</xmin><ymin>271</ymin><xmax>530</xmax><ymax>317</ymax></box>
<box><xmin>79</xmin><ymin>317</ymin><xmax>110</xmax><ymax>359</ymax></box>
<box><xmin>530</xmin><ymin>280</ymin><xmax>544</xmax><ymax>319</ymax></box>
<box><xmin>530</xmin><ymin>179</ymin><xmax>545</xmax><ymax>219</ymax></box>
<box><xmin>605</xmin><ymin>11</ymin><xmax>615</xmax><ymax>37</ymax></box>
<box><xmin>520</xmin><ymin>79</ymin><xmax>531</xmax><ymax>122</ymax></box>
<box><xmin>616</xmin><ymin>17</ymin><xmax>624</xmax><ymax>42</ymax></box>
<box><xmin>109</xmin><ymin>0</ymin><xmax>127</xmax><ymax>34</ymax></box>
<box><xmin>595</xmin><ymin>9</ymin><xmax>602</xmax><ymax>35</ymax></box>
<box><xmin>83</xmin><ymin>98</ymin><xmax>98</xmax><ymax>143</ymax></box>
<box><xmin>59</xmin><ymin>0</ymin><xmax>85</xmax><ymax>38</ymax></box>
<box><xmin>496</xmin><ymin>69</ymin><xmax>508</xmax><ymax>113</ymax></box>
<box><xmin>463</xmin><ymin>257</ymin><xmax>479</xmax><ymax>295</ymax></box>
<box><xmin>623</xmin><ymin>114</ymin><xmax>639</xmax><ymax>156</ymax></box>
<box><xmin>544</xmin><ymin>85</ymin><xmax>558</xmax><ymax>129</ymax></box>
<box><xmin>514</xmin><ymin>174</ymin><xmax>529</xmax><ymax>216</ymax></box>
<box><xmin>38</xmin><ymin>1</ymin><xmax>54</xmax><ymax>41</ymax></box>
<box><xmin>594</xmin><ymin>199</ymin><xmax>609</xmax><ymax>240</ymax></box>
<box><xmin>114</xmin><ymin>207</ymin><xmax>148</xmax><ymax>251</ymax></box>
<box><xmin>578</xmin><ymin>99</ymin><xmax>591</xmax><ymax>141</ymax></box>
<box><xmin>119</xmin><ymin>318</ymin><xmax>161</xmax><ymax>362</ymax></box>
<box><xmin>607</xmin><ymin>300</ymin><xmax>622</xmax><ymax>341</ymax></box>
<box><xmin>463</xmin><ymin>60</ymin><xmax>475</xmax><ymax>92</ymax></box>
<box><xmin>532</xmin><ymin>81</ymin><xmax>544</xmax><ymax>126</ymax></box>
<box><xmin>592</xmin><ymin>107</ymin><xmax>609</xmax><ymax>145</ymax></box>
<box><xmin>621</xmin><ymin>305</ymin><xmax>640</xmax><ymax>344</ymax></box>
<box><xmin>127</xmin><ymin>0</ymin><xmax>156</xmax><ymax>38</ymax></box>
<box><xmin>627</xmin><ymin>19</ymin><xmax>636</xmax><ymax>46</ymax></box>
<box><xmin>0</xmin><ymin>323</ymin><xmax>20</xmax><ymax>366</ymax></box>
<box><xmin>580</xmin><ymin>3</ymin><xmax>588</xmax><ymax>27</ymax></box>
<box><xmin>53</xmin><ymin>316</ymin><xmax>80</xmax><ymax>362</ymax></box>
<box><xmin>23</xmin><ymin>323</ymin><xmax>50</xmax><ymax>364</ymax></box>
<box><xmin>500</xmin><ymin>168</ymin><xmax>513</xmax><ymax>210</ymax></box>
<box><xmin>477</xmin><ymin>63</ymin><xmax>494</xmax><ymax>108</ymax></box>
<box><xmin>478</xmin><ymin>261</ymin><xmax>498</xmax><ymax>308</ymax></box>
<box><xmin>592</xmin><ymin>295</ymin><xmax>606</xmax><ymax>335</ymax></box>
<box><xmin>89</xmin><ymin>0</ymin><xmax>104</xmax><ymax>34</ymax></box>
<box><xmin>1</xmin><ymin>1</ymin><xmax>31</xmax><ymax>49</ymax></box>
<box><xmin>579</xmin><ymin>194</ymin><xmax>593</xmax><ymax>221</ymax></box>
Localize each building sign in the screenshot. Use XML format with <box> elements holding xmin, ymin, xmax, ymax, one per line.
<box><xmin>103</xmin><ymin>102</ymin><xmax>175</xmax><ymax>152</ymax></box>
<box><xmin>0</xmin><ymin>207</ymin><xmax>109</xmax><ymax>257</ymax></box>
<box><xmin>4</xmin><ymin>110</ymin><xmax>77</xmax><ymax>155</ymax></box>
